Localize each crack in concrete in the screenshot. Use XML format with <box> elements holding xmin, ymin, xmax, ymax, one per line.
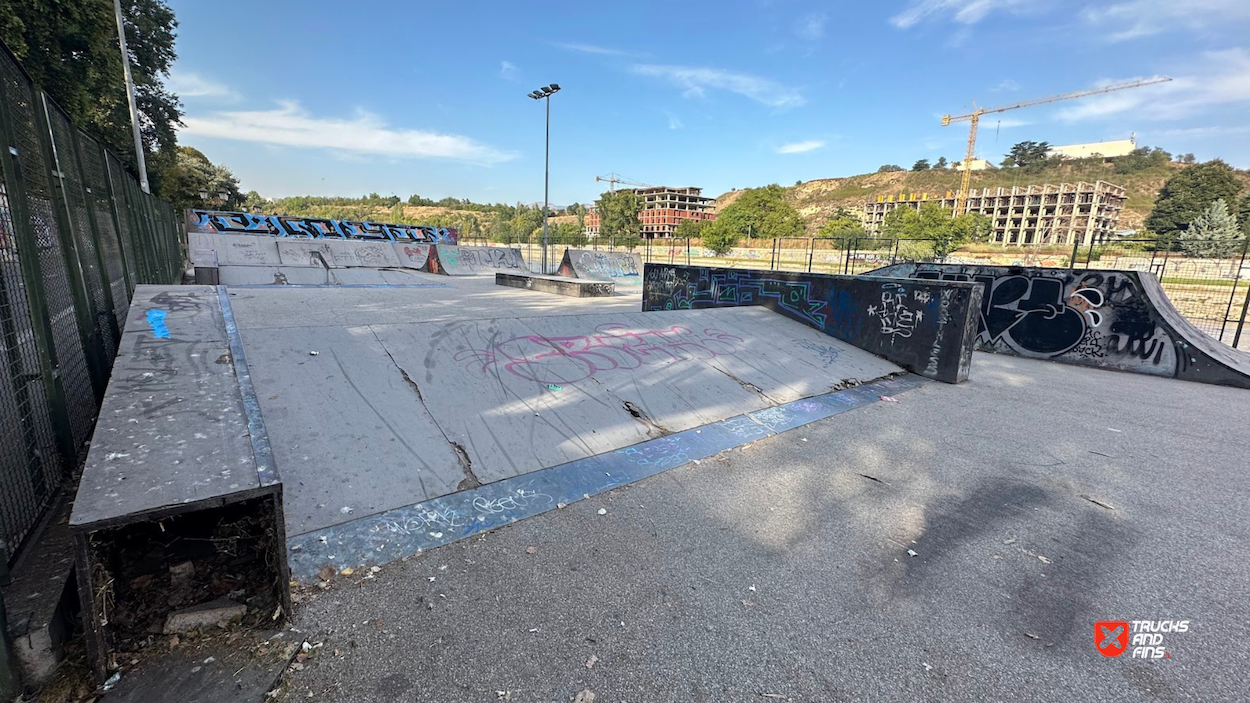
<box><xmin>371</xmin><ymin>327</ymin><xmax>481</xmax><ymax>491</ymax></box>
<box><xmin>712</xmin><ymin>365</ymin><xmax>776</xmax><ymax>403</ymax></box>
<box><xmin>621</xmin><ymin>400</ymin><xmax>670</xmax><ymax>439</ymax></box>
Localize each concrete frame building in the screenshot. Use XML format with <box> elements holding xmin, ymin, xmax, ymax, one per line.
<box><xmin>585</xmin><ymin>186</ymin><xmax>716</xmax><ymax>239</ymax></box>
<box><xmin>863</xmin><ymin>180</ymin><xmax>1127</xmax><ymax>247</ymax></box>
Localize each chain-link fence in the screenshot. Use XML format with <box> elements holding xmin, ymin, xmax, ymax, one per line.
<box><xmin>0</xmin><ymin>41</ymin><xmax>184</xmax><ymax>562</ymax></box>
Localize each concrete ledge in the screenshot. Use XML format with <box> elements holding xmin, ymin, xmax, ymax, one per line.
<box><xmin>641</xmin><ymin>264</ymin><xmax>982</xmax><ymax>383</ymax></box>
<box><xmin>496</xmin><ymin>272</ymin><xmax>615</xmax><ymax>297</ymax></box>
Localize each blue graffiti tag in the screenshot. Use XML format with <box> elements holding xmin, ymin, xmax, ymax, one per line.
<box><xmin>145</xmin><ymin>309</ymin><xmax>171</xmax><ymax>339</ymax></box>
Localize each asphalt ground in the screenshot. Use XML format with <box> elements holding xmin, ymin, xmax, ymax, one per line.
<box><xmin>278</xmin><ymin>352</ymin><xmax>1250</xmax><ymax>703</ymax></box>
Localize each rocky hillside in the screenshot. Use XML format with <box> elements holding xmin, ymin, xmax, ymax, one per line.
<box><xmin>713</xmin><ymin>160</ymin><xmax>1250</xmax><ymax>234</ymax></box>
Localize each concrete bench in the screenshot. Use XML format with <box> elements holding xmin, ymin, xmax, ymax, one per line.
<box><xmin>495</xmin><ymin>272</ymin><xmax>614</xmax><ymax>298</ymax></box>
<box><xmin>68</xmin><ymin>285</ymin><xmax>290</xmax><ymax>681</ymax></box>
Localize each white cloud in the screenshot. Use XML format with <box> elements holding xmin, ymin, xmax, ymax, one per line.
<box><xmin>890</xmin><ymin>0</ymin><xmax>1029</xmax><ymax>29</ymax></box>
<box><xmin>777</xmin><ymin>140</ymin><xmax>825</xmax><ymax>154</ymax></box>
<box><xmin>180</xmin><ymin>101</ymin><xmax>516</xmax><ymax>165</ymax></box>
<box><xmin>1055</xmin><ymin>51</ymin><xmax>1250</xmax><ymax>122</ymax></box>
<box><xmin>667</xmin><ymin>113</ymin><xmax>684</xmax><ymax>130</ymax></box>
<box><xmin>555</xmin><ymin>42</ymin><xmax>635</xmax><ymax>56</ymax></box>
<box><xmin>630</xmin><ymin>64</ymin><xmax>805</xmax><ymax>108</ymax></box>
<box><xmin>1081</xmin><ymin>0</ymin><xmax>1250</xmax><ymax>41</ymax></box>
<box><xmin>167</xmin><ymin>71</ymin><xmax>239</xmax><ymax>101</ymax></box>
<box><xmin>796</xmin><ymin>13</ymin><xmax>827</xmax><ymax>40</ymax></box>
<box><xmin>499</xmin><ymin>61</ymin><xmax>519</xmax><ymax>80</ymax></box>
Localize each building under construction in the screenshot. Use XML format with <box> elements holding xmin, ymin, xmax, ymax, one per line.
<box><xmin>585</xmin><ymin>186</ymin><xmax>716</xmax><ymax>239</ymax></box>
<box><xmin>863</xmin><ymin>180</ymin><xmax>1127</xmax><ymax>246</ymax></box>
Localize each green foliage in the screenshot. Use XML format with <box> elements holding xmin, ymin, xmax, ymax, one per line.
<box><xmin>1005</xmin><ymin>141</ymin><xmax>1051</xmax><ymax>168</ymax></box>
<box><xmin>876</xmin><ymin>164</ymin><xmax>904</xmax><ymax>173</ymax></box>
<box><xmin>0</xmin><ymin>0</ymin><xmax>182</xmax><ymax>194</ymax></box>
<box><xmin>595</xmin><ymin>189</ymin><xmax>643</xmax><ymax>241</ymax></box>
<box><xmin>549</xmin><ymin>222</ymin><xmax>585</xmax><ymax>246</ymax></box>
<box><xmin>934</xmin><ymin>156</ymin><xmax>948</xmax><ymax>169</ymax></box>
<box><xmin>912</xmin><ymin>159</ymin><xmax>930</xmax><ymax>172</ymax></box>
<box><xmin>614</xmin><ymin>233</ymin><xmax>643</xmax><ymax>251</ymax></box>
<box><xmin>895</xmin><ymin>239</ymin><xmax>935</xmax><ymax>261</ymax></box>
<box><xmin>1113</xmin><ymin>147</ymin><xmax>1172</xmax><ymax>174</ymax></box>
<box><xmin>815</xmin><ymin>208</ymin><xmax>865</xmax><ymax>244</ymax></box>
<box><xmin>673</xmin><ymin>218</ymin><xmax>708</xmax><ymax>239</ymax></box>
<box><xmin>1238</xmin><ymin>195</ymin><xmax>1250</xmax><ymax>235</ymax></box>
<box><xmin>1180</xmin><ymin>199</ymin><xmax>1244</xmax><ymax>258</ymax></box>
<box><xmin>880</xmin><ymin>202</ymin><xmax>973</xmax><ymax>258</ymax></box>
<box><xmin>700</xmin><ymin>226</ymin><xmax>737</xmax><ymax>256</ymax></box>
<box><xmin>1145</xmin><ymin>160</ymin><xmax>1244</xmax><ymax>239</ymax></box>
<box><xmin>159</xmin><ymin>146</ymin><xmax>241</xmax><ymax>212</ymax></box>
<box><xmin>1178</xmin><ymin>153</ymin><xmax>1197</xmax><ymax>165</ymax></box>
<box><xmin>707</xmin><ymin>184</ymin><xmax>802</xmax><ymax>241</ymax></box>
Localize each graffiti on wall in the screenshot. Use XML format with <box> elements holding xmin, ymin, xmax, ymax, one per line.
<box><xmin>186</xmin><ymin>209</ymin><xmax>458</xmax><ymax>244</ymax></box>
<box><xmin>641</xmin><ymin>264</ymin><xmax>982</xmax><ymax>384</ymax></box>
<box><xmin>454</xmin><ymin>324</ymin><xmax>745</xmax><ymax>385</ymax></box>
<box><xmin>559</xmin><ymin>250</ymin><xmax>642</xmax><ymax>280</ymax></box>
<box><xmin>907</xmin><ymin>267</ymin><xmax>1178</xmax><ymax>373</ymax></box>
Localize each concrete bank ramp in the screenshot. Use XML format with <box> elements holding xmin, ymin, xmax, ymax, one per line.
<box><xmin>428</xmin><ymin>244</ymin><xmax>526</xmax><ymax>275</ymax></box>
<box><xmin>216</xmin><ymin>266</ymin><xmax>442</xmax><ymax>287</ymax></box>
<box><xmin>558</xmin><ymin>249</ymin><xmax>643</xmax><ymax>286</ymax></box>
<box><xmin>870</xmin><ymin>262</ymin><xmax>1250</xmax><ymax>389</ymax></box>
<box><xmin>237</xmin><ymin>307</ymin><xmax>901</xmax><ymax>538</ymax></box>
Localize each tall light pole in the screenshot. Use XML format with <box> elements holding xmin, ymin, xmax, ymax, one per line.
<box><xmin>113</xmin><ymin>0</ymin><xmax>149</xmax><ymax>194</ymax></box>
<box><xmin>527</xmin><ymin>84</ymin><xmax>560</xmax><ymax>273</ymax></box>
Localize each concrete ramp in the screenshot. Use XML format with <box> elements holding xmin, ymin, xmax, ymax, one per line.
<box><xmin>235</xmin><ymin>306</ymin><xmax>901</xmax><ymax>540</ymax></box>
<box><xmin>870</xmin><ymin>262</ymin><xmax>1250</xmax><ymax>389</ymax></box>
<box><xmin>558</xmin><ymin>249</ymin><xmax>643</xmax><ymax>285</ymax></box>
<box><xmin>428</xmin><ymin>244</ymin><xmax>526</xmax><ymax>275</ymax></box>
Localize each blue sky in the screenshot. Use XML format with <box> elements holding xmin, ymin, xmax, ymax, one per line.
<box><xmin>167</xmin><ymin>0</ymin><xmax>1250</xmax><ymax>205</ymax></box>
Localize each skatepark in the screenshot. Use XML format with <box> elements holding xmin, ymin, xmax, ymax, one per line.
<box><xmin>50</xmin><ymin>214</ymin><xmax>1246</xmax><ymax>702</ymax></box>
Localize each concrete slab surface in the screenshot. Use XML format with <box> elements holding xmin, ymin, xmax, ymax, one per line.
<box><xmin>281</xmin><ymin>352</ymin><xmax>1250</xmax><ymax>702</ymax></box>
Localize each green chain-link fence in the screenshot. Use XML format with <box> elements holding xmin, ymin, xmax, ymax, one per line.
<box><xmin>0</xmin><ymin>41</ymin><xmax>184</xmax><ymax>562</ymax></box>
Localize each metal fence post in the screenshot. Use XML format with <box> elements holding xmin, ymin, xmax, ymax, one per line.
<box><xmin>1069</xmin><ymin>239</ymin><xmax>1079</xmax><ymax>270</ymax></box>
<box><xmin>1219</xmin><ymin>236</ymin><xmax>1249</xmax><ymax>341</ymax></box>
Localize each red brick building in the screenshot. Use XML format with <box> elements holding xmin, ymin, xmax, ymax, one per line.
<box><xmin>585</xmin><ymin>186</ymin><xmax>716</xmax><ymax>239</ymax></box>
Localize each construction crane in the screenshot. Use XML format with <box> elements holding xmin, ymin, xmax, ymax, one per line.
<box><xmin>942</xmin><ymin>76</ymin><xmax>1172</xmax><ymax>213</ymax></box>
<box><xmin>595</xmin><ymin>173</ymin><xmax>652</xmax><ymax>191</ymax></box>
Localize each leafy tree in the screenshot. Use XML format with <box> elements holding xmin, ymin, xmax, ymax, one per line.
<box><xmin>700</xmin><ymin>225</ymin><xmax>736</xmax><ymax>256</ymax></box>
<box><xmin>1180</xmin><ymin>199</ymin><xmax>1243</xmax><ymax>258</ymax></box>
<box><xmin>881</xmin><ymin>202</ymin><xmax>973</xmax><ymax>258</ymax></box>
<box><xmin>1239</xmin><ymin>195</ymin><xmax>1250</xmax><ymax>235</ymax></box>
<box><xmin>1178</xmin><ymin>153</ymin><xmax>1197</xmax><ymax>165</ymax></box>
<box><xmin>1145</xmin><ymin>160</ymin><xmax>1244</xmax><ymax>239</ymax></box>
<box><xmin>549</xmin><ymin>221</ymin><xmax>585</xmax><ymax>247</ymax></box>
<box><xmin>952</xmin><ymin>212</ymin><xmax>993</xmax><ymax>244</ymax></box>
<box><xmin>595</xmin><ymin>189</ymin><xmax>643</xmax><ymax>241</ymax></box>
<box><xmin>912</xmin><ymin>159</ymin><xmax>931</xmax><ymax>172</ymax></box>
<box><xmin>707</xmin><ymin>184</ymin><xmax>803</xmax><ymax>241</ymax></box>
<box><xmin>934</xmin><ymin>156</ymin><xmax>948</xmax><ymax>169</ymax></box>
<box><xmin>614</xmin><ymin>232</ymin><xmax>643</xmax><ymax>251</ymax></box>
<box><xmin>159</xmin><ymin>146</ymin><xmax>241</xmax><ymax>212</ymax></box>
<box><xmin>0</xmin><ymin>0</ymin><xmax>182</xmax><ymax>194</ymax></box>
<box><xmin>1113</xmin><ymin>146</ymin><xmax>1171</xmax><ymax>174</ymax></box>
<box><xmin>1005</xmin><ymin>140</ymin><xmax>1051</xmax><ymax>168</ymax></box>
<box><xmin>673</xmin><ymin>218</ymin><xmax>708</xmax><ymax>239</ymax></box>
<box><xmin>876</xmin><ymin>164</ymin><xmax>904</xmax><ymax>173</ymax></box>
<box><xmin>815</xmin><ymin>208</ymin><xmax>865</xmax><ymax>245</ymax></box>
<box><xmin>241</xmin><ymin>190</ymin><xmax>266</xmax><ymax>212</ymax></box>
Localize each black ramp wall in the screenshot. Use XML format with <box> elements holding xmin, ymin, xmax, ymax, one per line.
<box><xmin>642</xmin><ymin>264</ymin><xmax>982</xmax><ymax>383</ymax></box>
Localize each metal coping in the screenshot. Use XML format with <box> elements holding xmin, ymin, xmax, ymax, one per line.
<box><xmin>215</xmin><ymin>286</ymin><xmax>280</xmax><ymax>488</ymax></box>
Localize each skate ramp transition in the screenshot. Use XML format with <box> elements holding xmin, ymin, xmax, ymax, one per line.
<box><xmin>186</xmin><ymin>208</ymin><xmax>458</xmax><ymax>243</ymax></box>
<box><xmin>870</xmin><ymin>263</ymin><xmax>1250</xmax><ymax>389</ymax></box>
<box><xmin>558</xmin><ymin>249</ymin><xmax>643</xmax><ymax>285</ymax></box>
<box><xmin>427</xmin><ymin>244</ymin><xmax>527</xmax><ymax>275</ymax></box>
<box><xmin>641</xmin><ymin>264</ymin><xmax>982</xmax><ymax>384</ymax></box>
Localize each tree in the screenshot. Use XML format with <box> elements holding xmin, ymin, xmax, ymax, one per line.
<box><xmin>952</xmin><ymin>212</ymin><xmax>993</xmax><ymax>244</ymax></box>
<box><xmin>1005</xmin><ymin>140</ymin><xmax>1051</xmax><ymax>168</ymax></box>
<box><xmin>1178</xmin><ymin>153</ymin><xmax>1197</xmax><ymax>164</ymax></box>
<box><xmin>595</xmin><ymin>189</ymin><xmax>643</xmax><ymax>241</ymax></box>
<box><xmin>1113</xmin><ymin>146</ymin><xmax>1171</xmax><ymax>174</ymax></box>
<box><xmin>550</xmin><ymin>222</ymin><xmax>585</xmax><ymax>247</ymax></box>
<box><xmin>912</xmin><ymin>159</ymin><xmax>930</xmax><ymax>172</ymax></box>
<box><xmin>876</xmin><ymin>164</ymin><xmax>904</xmax><ymax>173</ymax></box>
<box><xmin>1180</xmin><ymin>200</ymin><xmax>1243</xmax><ymax>258</ymax></box>
<box><xmin>881</xmin><ymin>203</ymin><xmax>972</xmax><ymax>258</ymax></box>
<box><xmin>935</xmin><ymin>156</ymin><xmax>948</xmax><ymax>169</ymax></box>
<box><xmin>1145</xmin><ymin>160</ymin><xmax>1244</xmax><ymax>239</ymax></box>
<box><xmin>159</xmin><ymin>146</ymin><xmax>241</xmax><ymax>212</ymax></box>
<box><xmin>1240</xmin><ymin>195</ymin><xmax>1250</xmax><ymax>236</ymax></box>
<box><xmin>707</xmin><ymin>184</ymin><xmax>803</xmax><ymax>241</ymax></box>
<box><xmin>701</xmin><ymin>225</ymin><xmax>737</xmax><ymax>256</ymax></box>
<box><xmin>815</xmin><ymin>208</ymin><xmax>865</xmax><ymax>245</ymax></box>
<box><xmin>241</xmin><ymin>190</ymin><xmax>266</xmax><ymax>212</ymax></box>
<box><xmin>0</xmin><ymin>0</ymin><xmax>183</xmax><ymax>195</ymax></box>
<box><xmin>674</xmin><ymin>218</ymin><xmax>708</xmax><ymax>239</ymax></box>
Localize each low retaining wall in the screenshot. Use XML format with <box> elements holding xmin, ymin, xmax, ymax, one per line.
<box><xmin>870</xmin><ymin>263</ymin><xmax>1250</xmax><ymax>388</ymax></box>
<box><xmin>495</xmin><ymin>272</ymin><xmax>615</xmax><ymax>297</ymax></box>
<box><xmin>558</xmin><ymin>249</ymin><xmax>643</xmax><ymax>283</ymax></box>
<box><xmin>641</xmin><ymin>264</ymin><xmax>982</xmax><ymax>383</ymax></box>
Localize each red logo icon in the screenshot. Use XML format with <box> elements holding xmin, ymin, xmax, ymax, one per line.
<box><xmin>1096</xmin><ymin>621</ymin><xmax>1129</xmax><ymax>658</ymax></box>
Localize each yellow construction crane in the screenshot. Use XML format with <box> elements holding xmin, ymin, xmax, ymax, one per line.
<box><xmin>942</xmin><ymin>76</ymin><xmax>1172</xmax><ymax>213</ymax></box>
<box><xmin>595</xmin><ymin>173</ymin><xmax>652</xmax><ymax>191</ymax></box>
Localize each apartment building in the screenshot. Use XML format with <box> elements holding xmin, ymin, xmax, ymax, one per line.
<box><xmin>584</xmin><ymin>186</ymin><xmax>717</xmax><ymax>239</ymax></box>
<box><xmin>863</xmin><ymin>180</ymin><xmax>1127</xmax><ymax>246</ymax></box>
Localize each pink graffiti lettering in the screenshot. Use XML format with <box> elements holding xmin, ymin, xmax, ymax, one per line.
<box><xmin>454</xmin><ymin>324</ymin><xmax>744</xmax><ymax>384</ymax></box>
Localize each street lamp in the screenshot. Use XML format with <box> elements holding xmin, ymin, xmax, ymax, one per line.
<box><xmin>527</xmin><ymin>83</ymin><xmax>560</xmax><ymax>273</ymax></box>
